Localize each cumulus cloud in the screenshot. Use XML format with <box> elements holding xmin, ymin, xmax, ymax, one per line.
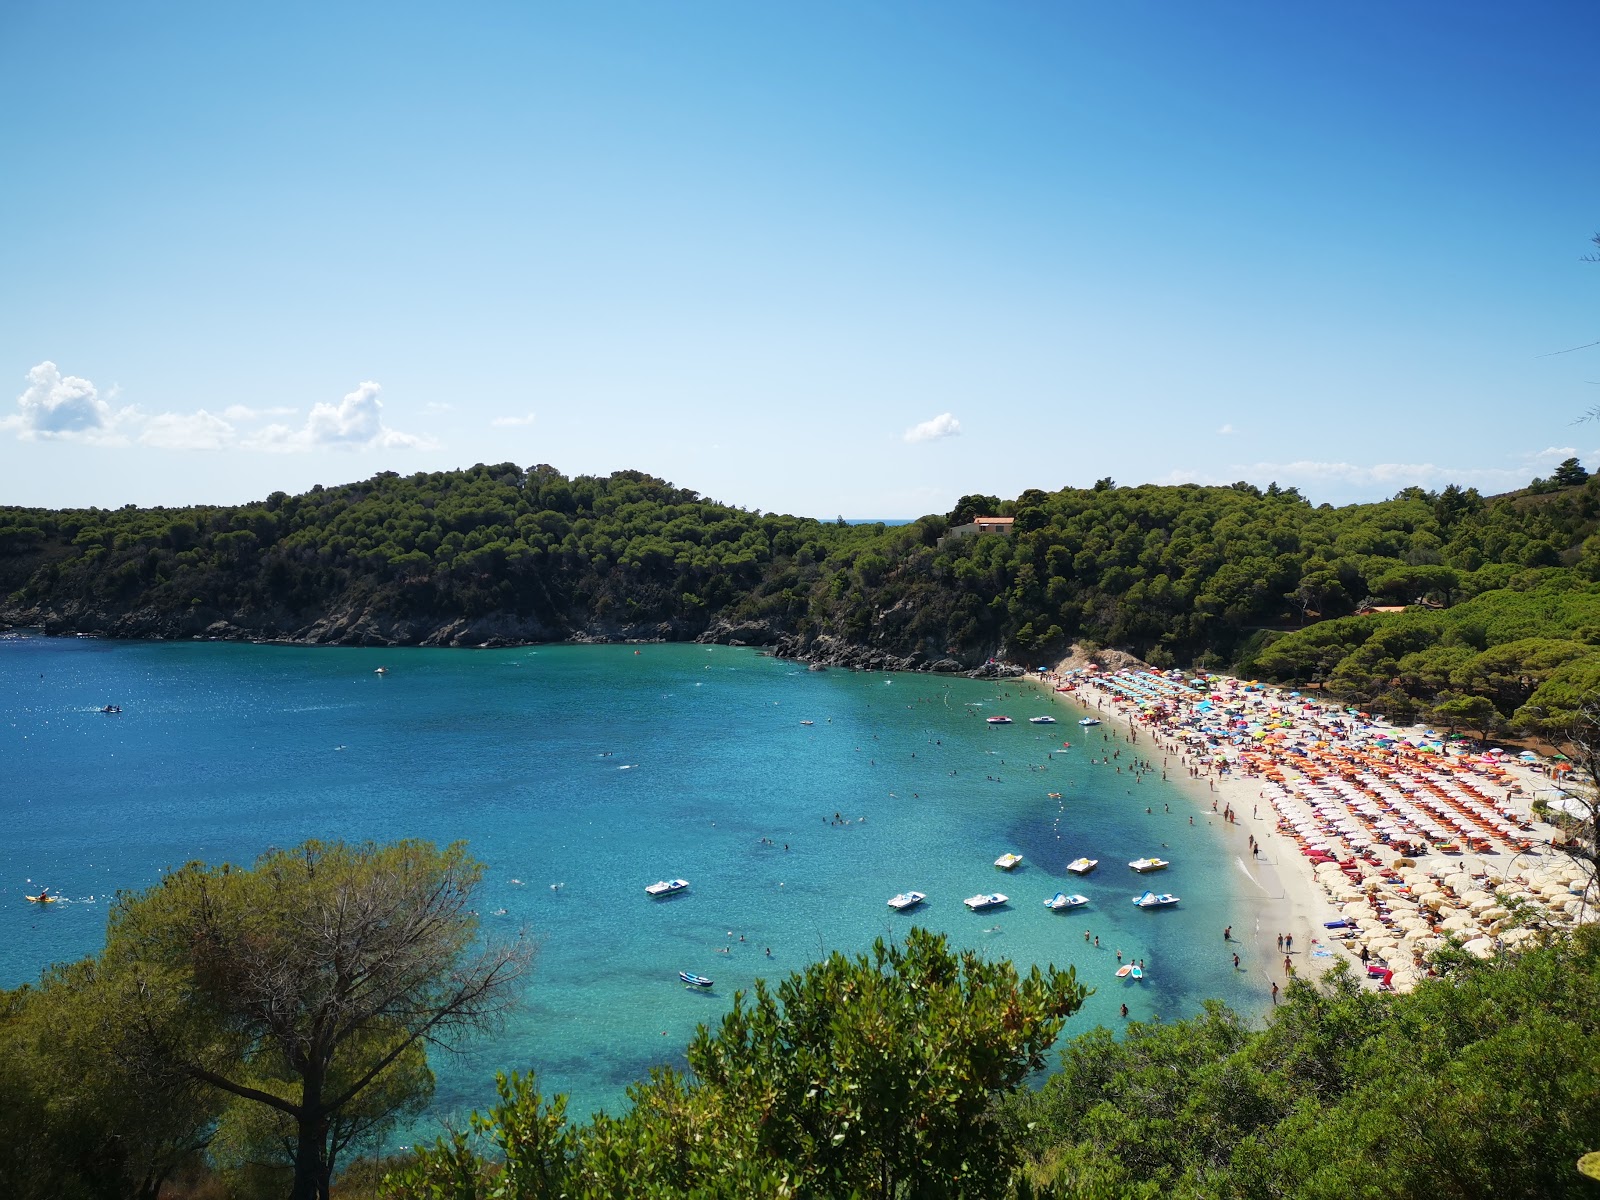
<box><xmin>1217</xmin><ymin>423</ymin><xmax>1234</xmax><ymax>435</ymax></box>
<box><xmin>6</xmin><ymin>364</ymin><xmax>434</xmax><ymax>454</ymax></box>
<box><xmin>904</xmin><ymin>412</ymin><xmax>961</xmax><ymax>443</ymax></box>
<box><xmin>490</xmin><ymin>413</ymin><xmax>536</xmax><ymax>428</ymax></box>
<box><xmin>246</xmin><ymin>381</ymin><xmax>433</xmax><ymax>452</ymax></box>
<box><xmin>2</xmin><ymin>360</ymin><xmax>121</xmax><ymax>441</ymax></box>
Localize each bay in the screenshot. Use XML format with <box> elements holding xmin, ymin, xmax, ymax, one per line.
<box><xmin>1</xmin><ymin>635</ymin><xmax>1267</xmax><ymax>1127</ymax></box>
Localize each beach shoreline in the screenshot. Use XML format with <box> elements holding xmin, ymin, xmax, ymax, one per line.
<box><xmin>1026</xmin><ymin>661</ymin><xmax>1590</xmax><ymax>998</ymax></box>
<box><xmin>1028</xmin><ymin>672</ymin><xmax>1339</xmax><ymax>1007</ymax></box>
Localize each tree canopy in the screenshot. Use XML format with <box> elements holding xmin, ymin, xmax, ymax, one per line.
<box><xmin>0</xmin><ymin>839</ymin><xmax>528</xmax><ymax>1200</ymax></box>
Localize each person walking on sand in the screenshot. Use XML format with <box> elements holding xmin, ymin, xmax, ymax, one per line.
<box><xmin>1271</xmin><ymin>981</ymin><xmax>1279</xmax><ymax>1005</ymax></box>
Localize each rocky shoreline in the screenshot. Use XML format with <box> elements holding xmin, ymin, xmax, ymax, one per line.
<box><xmin>0</xmin><ymin>602</ymin><xmax>1037</xmax><ymax>680</ymax></box>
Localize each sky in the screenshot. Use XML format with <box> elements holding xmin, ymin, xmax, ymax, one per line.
<box><xmin>1</xmin><ymin>1</ymin><xmax>1596</xmax><ymax>518</ymax></box>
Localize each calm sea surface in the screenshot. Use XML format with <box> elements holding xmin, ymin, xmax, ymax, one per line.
<box><xmin>1</xmin><ymin>635</ymin><xmax>1269</xmax><ymax>1127</ymax></box>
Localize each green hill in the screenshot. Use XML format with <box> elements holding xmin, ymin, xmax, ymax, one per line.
<box><xmin>7</xmin><ymin>460</ymin><xmax>1600</xmax><ymax>731</ymax></box>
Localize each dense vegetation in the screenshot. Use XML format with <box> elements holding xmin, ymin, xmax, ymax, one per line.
<box><xmin>0</xmin><ymin>841</ymin><xmax>525</xmax><ymax>1200</ymax></box>
<box><xmin>8</xmin><ymin>459</ymin><xmax>1600</xmax><ymax>730</ymax></box>
<box><xmin>388</xmin><ymin>930</ymin><xmax>1600</xmax><ymax>1199</ymax></box>
<box><xmin>1003</xmin><ymin>930</ymin><xmax>1600</xmax><ymax>1200</ymax></box>
<box><xmin>13</xmin><ymin>853</ymin><xmax>1600</xmax><ymax>1200</ymax></box>
<box><xmin>0</xmin><ymin>465</ymin><xmax>889</xmax><ymax>644</ymax></box>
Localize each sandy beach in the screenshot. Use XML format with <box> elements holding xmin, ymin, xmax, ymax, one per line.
<box><xmin>1031</xmin><ymin>672</ymin><xmax>1337</xmax><ymax>1006</ymax></box>
<box><xmin>1029</xmin><ymin>661</ymin><xmax>1589</xmax><ymax>999</ymax></box>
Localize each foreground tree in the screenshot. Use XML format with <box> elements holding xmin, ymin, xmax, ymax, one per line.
<box><xmin>0</xmin><ymin>960</ymin><xmax>218</xmax><ymax>1200</ymax></box>
<box><xmin>690</xmin><ymin>929</ymin><xmax>1084</xmax><ymax>1198</ymax></box>
<box><xmin>108</xmin><ymin>839</ymin><xmax>529</xmax><ymax>1200</ymax></box>
<box><xmin>391</xmin><ymin>928</ymin><xmax>1085</xmax><ymax>1199</ymax></box>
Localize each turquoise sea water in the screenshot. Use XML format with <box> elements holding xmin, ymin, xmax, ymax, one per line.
<box><xmin>1</xmin><ymin>636</ymin><xmax>1269</xmax><ymax>1127</ymax></box>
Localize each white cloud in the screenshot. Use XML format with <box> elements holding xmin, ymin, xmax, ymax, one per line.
<box><xmin>490</xmin><ymin>413</ymin><xmax>536</xmax><ymax>428</ymax></box>
<box><xmin>425</xmin><ymin>401</ymin><xmax>454</xmax><ymax>412</ymax></box>
<box><xmin>137</xmin><ymin>409</ymin><xmax>238</xmax><ymax>451</ymax></box>
<box><xmin>7</xmin><ymin>364</ymin><xmax>434</xmax><ymax>455</ymax></box>
<box><xmin>1158</xmin><ymin>445</ymin><xmax>1600</xmax><ymax>503</ymax></box>
<box><xmin>3</xmin><ymin>361</ymin><xmax>122</xmax><ymax>442</ymax></box>
<box><xmin>904</xmin><ymin>412</ymin><xmax>961</xmax><ymax>443</ymax></box>
<box><xmin>1217</xmin><ymin>423</ymin><xmax>1234</xmax><ymax>435</ymax></box>
<box><xmin>246</xmin><ymin>381</ymin><xmax>434</xmax><ymax>452</ymax></box>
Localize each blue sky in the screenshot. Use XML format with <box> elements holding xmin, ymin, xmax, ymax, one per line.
<box><xmin>1</xmin><ymin>1</ymin><xmax>1595</xmax><ymax>516</ymax></box>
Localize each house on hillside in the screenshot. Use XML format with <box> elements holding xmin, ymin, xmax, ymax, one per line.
<box><xmin>944</xmin><ymin>515</ymin><xmax>1015</xmax><ymax>541</ymax></box>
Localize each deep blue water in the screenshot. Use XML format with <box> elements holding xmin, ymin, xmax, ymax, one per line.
<box><xmin>1</xmin><ymin>635</ymin><xmax>1268</xmax><ymax>1130</ymax></box>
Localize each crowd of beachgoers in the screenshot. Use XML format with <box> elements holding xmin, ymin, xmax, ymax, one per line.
<box><xmin>1043</xmin><ymin>663</ymin><xmax>1595</xmax><ymax>994</ymax></box>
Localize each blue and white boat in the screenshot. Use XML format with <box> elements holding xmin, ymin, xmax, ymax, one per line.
<box><xmin>1029</xmin><ymin>715</ymin><xmax>1057</xmax><ymax>725</ymax></box>
<box><xmin>646</xmin><ymin>878</ymin><xmax>690</xmax><ymax>898</ymax></box>
<box><xmin>964</xmin><ymin>892</ymin><xmax>1008</xmax><ymax>911</ymax></box>
<box><xmin>1043</xmin><ymin>892</ymin><xmax>1089</xmax><ymax>911</ymax></box>
<box><xmin>679</xmin><ymin>971</ymin><xmax>713</xmax><ymax>988</ymax></box>
<box><xmin>1078</xmin><ymin>717</ymin><xmax>1101</xmax><ymax>727</ymax></box>
<box><xmin>1132</xmin><ymin>890</ymin><xmax>1180</xmax><ymax>909</ymax></box>
<box><xmin>887</xmin><ymin>891</ymin><xmax>926</xmax><ymax>911</ymax></box>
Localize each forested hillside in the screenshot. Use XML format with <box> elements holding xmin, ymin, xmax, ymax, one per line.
<box><xmin>0</xmin><ymin>464</ymin><xmax>884</xmax><ymax>648</ymax></box>
<box><xmin>7</xmin><ymin>460</ymin><xmax>1600</xmax><ymax>731</ymax></box>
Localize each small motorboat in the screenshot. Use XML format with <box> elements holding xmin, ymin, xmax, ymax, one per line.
<box><xmin>994</xmin><ymin>853</ymin><xmax>1023</xmax><ymax>871</ymax></box>
<box><xmin>1043</xmin><ymin>892</ymin><xmax>1089</xmax><ymax>911</ymax></box>
<box><xmin>1115</xmin><ymin>964</ymin><xmax>1133</xmax><ymax>978</ymax></box>
<box><xmin>1066</xmin><ymin>857</ymin><xmax>1098</xmax><ymax>875</ymax></box>
<box><xmin>963</xmin><ymin>892</ymin><xmax>1008</xmax><ymax>911</ymax></box>
<box><xmin>374</xmin><ymin>667</ymin><xmax>388</xmax><ymax>675</ymax></box>
<box><xmin>1029</xmin><ymin>715</ymin><xmax>1057</xmax><ymax>724</ymax></box>
<box><xmin>679</xmin><ymin>971</ymin><xmax>713</xmax><ymax>989</ymax></box>
<box><xmin>1078</xmin><ymin>717</ymin><xmax>1101</xmax><ymax>727</ymax></box>
<box><xmin>887</xmin><ymin>891</ymin><xmax>926</xmax><ymax>911</ymax></box>
<box><xmin>645</xmin><ymin>878</ymin><xmax>690</xmax><ymax>898</ymax></box>
<box><xmin>1128</xmin><ymin>857</ymin><xmax>1170</xmax><ymax>873</ymax></box>
<box><xmin>800</xmin><ymin>720</ymin><xmax>814</xmax><ymax>726</ymax></box>
<box><xmin>1132</xmin><ymin>890</ymin><xmax>1180</xmax><ymax>908</ymax></box>
<box><xmin>986</xmin><ymin>715</ymin><xmax>1014</xmax><ymax>725</ymax></box>
<box><xmin>100</xmin><ymin>705</ymin><xmax>122</xmax><ymax>714</ymax></box>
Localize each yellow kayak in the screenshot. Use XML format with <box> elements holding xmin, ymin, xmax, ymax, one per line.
<box><xmin>25</xmin><ymin>894</ymin><xmax>57</xmax><ymax>904</ymax></box>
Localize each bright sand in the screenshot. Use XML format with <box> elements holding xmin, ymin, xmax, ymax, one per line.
<box><xmin>1035</xmin><ymin>673</ymin><xmax>1344</xmax><ymax>996</ymax></box>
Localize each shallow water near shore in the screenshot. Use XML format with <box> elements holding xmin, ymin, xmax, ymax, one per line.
<box><xmin>2</xmin><ymin>636</ymin><xmax>1270</xmax><ymax>1128</ymax></box>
